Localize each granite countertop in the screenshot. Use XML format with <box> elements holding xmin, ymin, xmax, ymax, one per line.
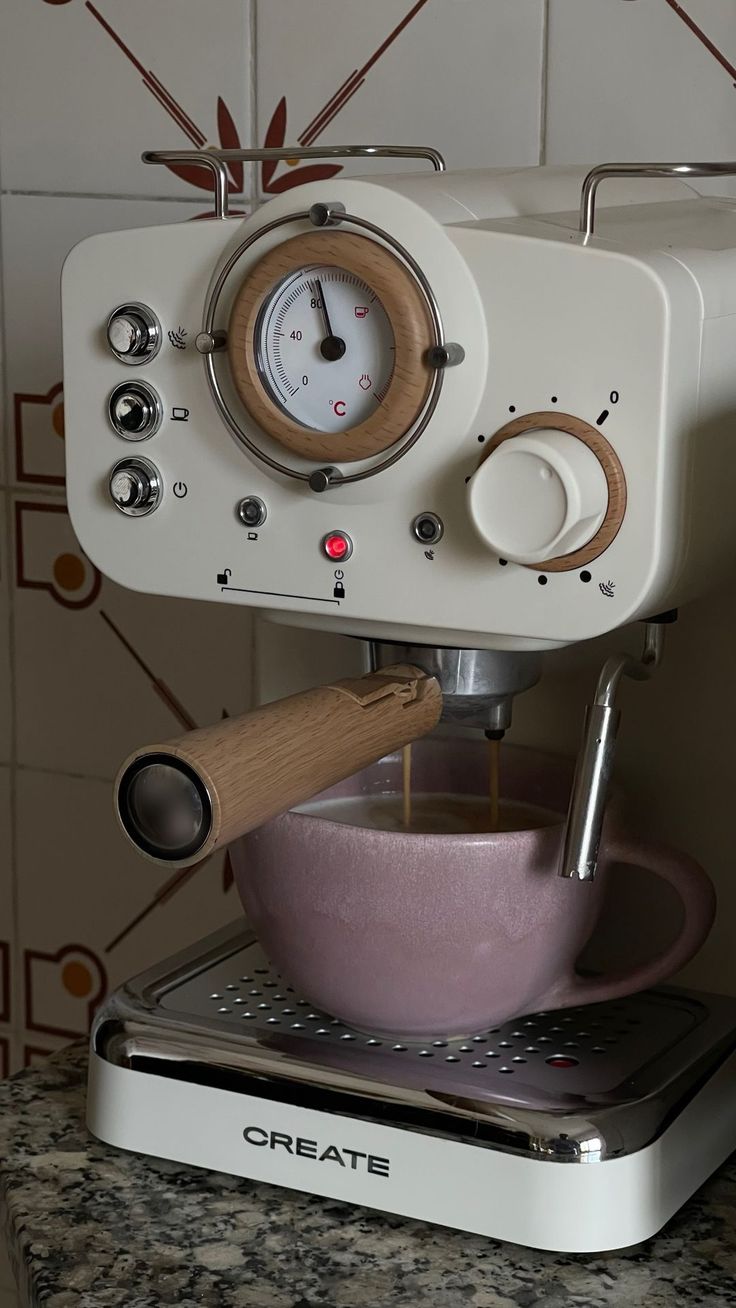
<box><xmin>1</xmin><ymin>1045</ymin><xmax>736</xmax><ymax>1306</ymax></box>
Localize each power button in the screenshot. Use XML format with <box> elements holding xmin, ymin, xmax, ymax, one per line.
<box><xmin>109</xmin><ymin>457</ymin><xmax>162</xmax><ymax>517</ymax></box>
<box><xmin>321</xmin><ymin>531</ymin><xmax>353</xmax><ymax>562</ymax></box>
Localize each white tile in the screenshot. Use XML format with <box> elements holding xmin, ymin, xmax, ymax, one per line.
<box><xmin>0</xmin><ymin>1</ymin><xmax>252</xmax><ymax>199</ymax></box>
<box><xmin>256</xmin><ymin>0</ymin><xmax>544</xmax><ymax>195</ymax></box>
<box><xmin>1</xmin><ymin>193</ymin><xmax>215</xmax><ymax>489</ymax></box>
<box><xmin>12</xmin><ymin>491</ymin><xmax>254</xmax><ymax>778</ymax></box>
<box><xmin>0</xmin><ymin>497</ymin><xmax>11</xmax><ymax>765</ymax></box>
<box><xmin>0</xmin><ymin>769</ymin><xmax>14</xmax><ymax>1046</ymax></box>
<box><xmin>546</xmin><ymin>0</ymin><xmax>736</xmax><ymax>192</ymax></box>
<box><xmin>16</xmin><ymin>769</ymin><xmax>240</xmax><ymax>1041</ymax></box>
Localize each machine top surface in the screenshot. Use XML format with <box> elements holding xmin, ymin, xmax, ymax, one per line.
<box><xmin>93</xmin><ymin>922</ymin><xmax>736</xmax><ymax>1164</ymax></box>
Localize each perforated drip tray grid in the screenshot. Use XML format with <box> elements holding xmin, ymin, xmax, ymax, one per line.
<box><xmin>149</xmin><ymin>929</ymin><xmax>736</xmax><ymax>1113</ymax></box>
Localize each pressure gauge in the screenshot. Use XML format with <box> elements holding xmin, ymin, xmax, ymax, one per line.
<box><xmin>227</xmin><ymin>232</ymin><xmax>434</xmax><ymax>463</ymax></box>
<box><xmin>257</xmin><ymin>266</ymin><xmax>394</xmax><ymax>432</ymax></box>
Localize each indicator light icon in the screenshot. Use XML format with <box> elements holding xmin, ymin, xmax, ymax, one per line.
<box><xmin>322</xmin><ymin>532</ymin><xmax>353</xmax><ymax>562</ymax></box>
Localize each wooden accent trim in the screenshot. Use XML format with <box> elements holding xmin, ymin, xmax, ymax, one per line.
<box><xmin>227</xmin><ymin>232</ymin><xmax>434</xmax><ymax>463</ymax></box>
<box><xmin>116</xmin><ymin>665</ymin><xmax>442</xmax><ymax>868</ymax></box>
<box><xmin>479</xmin><ymin>411</ymin><xmax>627</xmax><ymax>572</ymax></box>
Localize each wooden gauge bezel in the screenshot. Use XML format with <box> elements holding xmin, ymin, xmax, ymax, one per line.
<box><xmin>227</xmin><ymin>232</ymin><xmax>435</xmax><ymax>463</ymax></box>
<box><xmin>479</xmin><ymin>411</ymin><xmax>627</xmax><ymax>572</ymax></box>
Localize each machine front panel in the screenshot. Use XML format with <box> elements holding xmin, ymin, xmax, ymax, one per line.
<box><xmin>63</xmin><ymin>187</ymin><xmax>704</xmax><ymax>649</ymax></box>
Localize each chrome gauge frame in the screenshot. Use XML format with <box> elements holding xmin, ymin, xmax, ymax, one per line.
<box><xmin>200</xmin><ymin>209</ymin><xmax>445</xmax><ymax>486</ymax></box>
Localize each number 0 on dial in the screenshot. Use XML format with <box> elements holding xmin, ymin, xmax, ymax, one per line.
<box><xmin>227</xmin><ymin>232</ymin><xmax>435</xmax><ymax>463</ymax></box>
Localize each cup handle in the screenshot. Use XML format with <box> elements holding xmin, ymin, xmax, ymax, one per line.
<box><xmin>548</xmin><ymin>834</ymin><xmax>716</xmax><ymax>1009</ymax></box>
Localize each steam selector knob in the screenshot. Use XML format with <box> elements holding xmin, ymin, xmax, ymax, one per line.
<box><xmin>468</xmin><ymin>430</ymin><xmax>608</xmax><ymax>565</ymax></box>
<box><xmin>106</xmin><ymin>303</ymin><xmax>160</xmax><ymax>363</ymax></box>
<box><xmin>109</xmin><ymin>457</ymin><xmax>162</xmax><ymax>517</ymax></box>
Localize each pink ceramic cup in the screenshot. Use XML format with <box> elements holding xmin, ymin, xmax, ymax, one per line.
<box><xmin>231</xmin><ymin>739</ymin><xmax>716</xmax><ymax>1040</ymax></box>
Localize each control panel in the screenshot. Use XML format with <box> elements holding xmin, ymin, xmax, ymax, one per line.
<box><xmin>62</xmin><ymin>168</ymin><xmax>736</xmax><ymax>650</ymax></box>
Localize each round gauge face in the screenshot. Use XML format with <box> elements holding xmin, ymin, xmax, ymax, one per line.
<box><xmin>255</xmin><ymin>265</ymin><xmax>395</xmax><ymax>433</ymax></box>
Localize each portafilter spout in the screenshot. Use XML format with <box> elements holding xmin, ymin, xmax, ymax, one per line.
<box><xmin>369</xmin><ymin>643</ymin><xmax>543</xmax><ymax>734</ymax></box>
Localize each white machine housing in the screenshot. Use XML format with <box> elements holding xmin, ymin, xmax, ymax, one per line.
<box><xmin>62</xmin><ymin>166</ymin><xmax>736</xmax><ymax>650</ymax></box>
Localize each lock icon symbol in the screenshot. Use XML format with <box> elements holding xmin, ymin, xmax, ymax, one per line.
<box><xmin>333</xmin><ymin>580</ymin><xmax>345</xmax><ymax>599</ymax></box>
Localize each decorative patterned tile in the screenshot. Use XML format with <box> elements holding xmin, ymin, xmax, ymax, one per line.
<box><xmin>22</xmin><ymin>1043</ymin><xmax>62</xmax><ymax>1071</ymax></box>
<box><xmin>0</xmin><ymin>193</ymin><xmax>216</xmax><ymax>489</ymax></box>
<box><xmin>546</xmin><ymin>0</ymin><xmax>736</xmax><ymax>192</ymax></box>
<box><xmin>16</xmin><ymin>769</ymin><xmax>240</xmax><ymax>1041</ymax></box>
<box><xmin>0</xmin><ymin>0</ymin><xmax>252</xmax><ymax>200</ymax></box>
<box><xmin>12</xmin><ymin>490</ymin><xmax>254</xmax><ymax>779</ymax></box>
<box><xmin>255</xmin><ymin>0</ymin><xmax>545</xmax><ymax>197</ymax></box>
<box><xmin>0</xmin><ymin>497</ymin><xmax>11</xmax><ymax>766</ymax></box>
<box><xmin>0</xmin><ymin>768</ymin><xmax>15</xmax><ymax>1043</ymax></box>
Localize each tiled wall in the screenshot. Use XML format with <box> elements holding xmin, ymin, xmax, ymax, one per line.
<box><xmin>0</xmin><ymin>0</ymin><xmax>735</xmax><ymax>1075</ymax></box>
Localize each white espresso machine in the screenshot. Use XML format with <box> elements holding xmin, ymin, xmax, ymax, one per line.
<box><xmin>61</xmin><ymin>146</ymin><xmax>736</xmax><ymax>1252</ymax></box>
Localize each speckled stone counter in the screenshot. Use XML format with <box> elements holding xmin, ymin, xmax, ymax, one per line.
<box><xmin>2</xmin><ymin>1045</ymin><xmax>736</xmax><ymax>1307</ymax></box>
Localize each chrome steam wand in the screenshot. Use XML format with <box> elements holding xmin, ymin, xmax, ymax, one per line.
<box><xmin>559</xmin><ymin>618</ymin><xmax>670</xmax><ymax>882</ymax></box>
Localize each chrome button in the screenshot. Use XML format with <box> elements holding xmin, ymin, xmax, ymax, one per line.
<box><xmin>109</xmin><ymin>457</ymin><xmax>162</xmax><ymax>517</ymax></box>
<box><xmin>108</xmin><ymin>381</ymin><xmax>162</xmax><ymax>441</ymax></box>
<box><xmin>106</xmin><ymin>303</ymin><xmax>161</xmax><ymax>364</ymax></box>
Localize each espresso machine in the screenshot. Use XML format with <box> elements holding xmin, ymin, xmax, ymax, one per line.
<box><xmin>61</xmin><ymin>146</ymin><xmax>736</xmax><ymax>1251</ymax></box>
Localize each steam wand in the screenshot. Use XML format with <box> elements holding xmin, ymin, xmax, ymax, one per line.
<box><xmin>559</xmin><ymin>615</ymin><xmax>674</xmax><ymax>882</ymax></box>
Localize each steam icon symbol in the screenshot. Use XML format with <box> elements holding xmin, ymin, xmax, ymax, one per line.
<box><xmin>168</xmin><ymin>326</ymin><xmax>187</xmax><ymax>350</ymax></box>
<box><xmin>599</xmin><ymin>579</ymin><xmax>615</xmax><ymax>597</ymax></box>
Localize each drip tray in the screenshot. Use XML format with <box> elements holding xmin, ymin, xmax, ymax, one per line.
<box><xmin>92</xmin><ymin>921</ymin><xmax>736</xmax><ymax>1162</ymax></box>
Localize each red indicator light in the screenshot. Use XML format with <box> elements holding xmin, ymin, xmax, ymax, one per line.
<box><xmin>322</xmin><ymin>532</ymin><xmax>352</xmax><ymax>561</ymax></box>
<box><xmin>545</xmin><ymin>1055</ymin><xmax>579</xmax><ymax>1069</ymax></box>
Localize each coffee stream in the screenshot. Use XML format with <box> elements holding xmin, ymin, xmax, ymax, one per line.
<box><xmin>299</xmin><ymin>745</ymin><xmax>558</xmax><ymax>833</ymax></box>
<box><xmin>402</xmin><ymin>741</ymin><xmax>412</xmax><ymax>831</ymax></box>
<box><xmin>488</xmin><ymin>737</ymin><xmax>500</xmax><ymax>831</ymax></box>
<box><xmin>401</xmin><ymin>738</ymin><xmax>504</xmax><ymax>834</ymax></box>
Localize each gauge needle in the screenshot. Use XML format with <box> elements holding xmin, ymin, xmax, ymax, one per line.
<box><xmin>315</xmin><ymin>279</ymin><xmax>346</xmax><ymax>361</ymax></box>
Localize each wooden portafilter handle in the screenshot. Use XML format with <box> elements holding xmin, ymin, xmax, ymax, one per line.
<box><xmin>115</xmin><ymin>664</ymin><xmax>442</xmax><ymax>867</ymax></box>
